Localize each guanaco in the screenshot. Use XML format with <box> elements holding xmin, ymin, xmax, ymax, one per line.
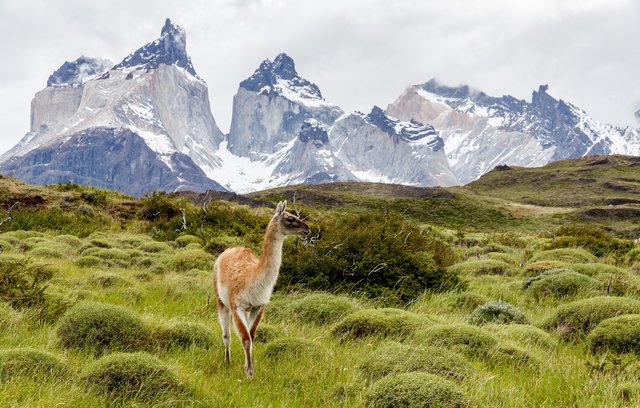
<box><xmin>213</xmin><ymin>200</ymin><xmax>309</xmax><ymax>378</ymax></box>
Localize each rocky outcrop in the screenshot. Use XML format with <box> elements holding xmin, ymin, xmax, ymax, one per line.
<box><xmin>0</xmin><ymin>127</ymin><xmax>224</xmax><ymax>196</ymax></box>
<box><xmin>330</xmin><ymin>107</ymin><xmax>459</xmax><ymax>186</ymax></box>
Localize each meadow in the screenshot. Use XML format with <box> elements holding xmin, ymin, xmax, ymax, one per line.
<box><xmin>1</xmin><ymin>156</ymin><xmax>640</xmax><ymax>407</ymax></box>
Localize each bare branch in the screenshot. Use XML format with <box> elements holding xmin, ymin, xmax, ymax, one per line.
<box><xmin>0</xmin><ymin>201</ymin><xmax>19</xmax><ymax>228</ymax></box>
<box><xmin>367</xmin><ymin>263</ymin><xmax>387</xmax><ymax>280</ymax></box>
<box><xmin>175</xmin><ymin>207</ymin><xmax>187</xmax><ymax>232</ymax></box>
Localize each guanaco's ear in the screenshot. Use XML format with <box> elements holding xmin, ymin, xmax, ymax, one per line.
<box><xmin>275</xmin><ymin>200</ymin><xmax>287</xmax><ymax>217</ymax></box>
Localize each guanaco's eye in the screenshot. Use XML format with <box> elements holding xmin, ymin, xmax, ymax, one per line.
<box><xmin>287</xmin><ymin>217</ymin><xmax>295</xmax><ymax>223</ymax></box>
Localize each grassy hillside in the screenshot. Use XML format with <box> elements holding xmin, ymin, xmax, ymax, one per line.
<box><xmin>1</xmin><ymin>158</ymin><xmax>640</xmax><ymax>407</ymax></box>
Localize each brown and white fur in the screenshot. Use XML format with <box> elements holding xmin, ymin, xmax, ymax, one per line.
<box><xmin>213</xmin><ymin>200</ymin><xmax>309</xmax><ymax>378</ymax></box>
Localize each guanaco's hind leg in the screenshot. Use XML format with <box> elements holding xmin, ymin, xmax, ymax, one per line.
<box><xmin>248</xmin><ymin>305</ymin><xmax>266</xmax><ymax>341</ymax></box>
<box><xmin>216</xmin><ymin>298</ymin><xmax>232</xmax><ymax>363</ymax></box>
<box><xmin>231</xmin><ymin>306</ymin><xmax>254</xmax><ymax>378</ymax></box>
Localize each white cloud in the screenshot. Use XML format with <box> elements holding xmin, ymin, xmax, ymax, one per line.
<box><xmin>0</xmin><ymin>0</ymin><xmax>638</xmax><ymax>154</ymax></box>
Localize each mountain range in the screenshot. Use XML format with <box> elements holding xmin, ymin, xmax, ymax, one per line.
<box><xmin>1</xmin><ymin>19</ymin><xmax>638</xmax><ymax>196</ymax></box>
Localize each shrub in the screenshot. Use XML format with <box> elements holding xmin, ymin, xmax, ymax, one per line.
<box><xmin>82</xmin><ymin>352</ymin><xmax>184</xmax><ymax>402</ymax></box>
<box><xmin>542</xmin><ymin>296</ymin><xmax>640</xmax><ymax>340</ymax></box>
<box><xmin>56</xmin><ymin>302</ymin><xmax>149</xmax><ymax>355</ymax></box>
<box><xmin>451</xmin><ymin>292</ymin><xmax>490</xmax><ymax>311</ymax></box>
<box><xmin>0</xmin><ymin>256</ymin><xmax>53</xmax><ymax>308</ymax></box>
<box><xmin>167</xmin><ymin>249</ymin><xmax>214</xmax><ymax>272</ymax></box>
<box><xmin>365</xmin><ymin>372</ymin><xmax>467</xmax><ymax>408</ymax></box>
<box><xmin>280</xmin><ymin>211</ymin><xmax>463</xmax><ymax>303</ymax></box>
<box><xmin>253</xmin><ymin>323</ymin><xmax>284</xmax><ymax>343</ymax></box>
<box><xmin>288</xmin><ymin>293</ymin><xmax>360</xmax><ymax>325</ymax></box>
<box><xmin>263</xmin><ymin>337</ymin><xmax>319</xmax><ymax>359</ymax></box>
<box><xmin>483</xmin><ymin>324</ymin><xmax>555</xmax><ymax>349</ymax></box>
<box><xmin>0</xmin><ymin>348</ymin><xmax>67</xmax><ymax>380</ymax></box>
<box><xmin>332</xmin><ymin>308</ymin><xmax>426</xmax><ymax>340</ymax></box>
<box><xmin>523</xmin><ymin>261</ymin><xmax>567</xmax><ymax>277</ymax></box>
<box><xmin>552</xmin><ymin>224</ymin><xmax>632</xmax><ymax>258</ymax></box>
<box><xmin>525</xmin><ymin>271</ymin><xmax>601</xmax><ymax>300</ymax></box>
<box><xmin>447</xmin><ymin>259</ymin><xmax>515</xmax><ymax>276</ymax></box>
<box><xmin>587</xmin><ymin>314</ymin><xmax>640</xmax><ymax>354</ymax></box>
<box><xmin>413</xmin><ymin>324</ymin><xmax>498</xmax><ymax>358</ymax></box>
<box><xmin>529</xmin><ymin>248</ymin><xmax>596</xmax><ymax>264</ymax></box>
<box><xmin>360</xmin><ymin>342</ymin><xmax>472</xmax><ymax>381</ymax></box>
<box><xmin>468</xmin><ymin>301</ymin><xmax>529</xmax><ymax>325</ymax></box>
<box><xmin>151</xmin><ymin>322</ymin><xmax>214</xmax><ymax>350</ymax></box>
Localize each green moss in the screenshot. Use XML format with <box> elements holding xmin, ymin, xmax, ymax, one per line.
<box><xmin>468</xmin><ymin>300</ymin><xmax>529</xmax><ymax>325</ymax></box>
<box><xmin>587</xmin><ymin>314</ymin><xmax>640</xmax><ymax>354</ymax></box>
<box><xmin>447</xmin><ymin>259</ymin><xmax>516</xmax><ymax>276</ymax></box>
<box><xmin>529</xmin><ymin>248</ymin><xmax>596</xmax><ymax>264</ymax></box>
<box><xmin>525</xmin><ymin>271</ymin><xmax>601</xmax><ymax>300</ymax></box>
<box><xmin>360</xmin><ymin>342</ymin><xmax>472</xmax><ymax>381</ymax></box>
<box><xmin>0</xmin><ymin>348</ymin><xmax>67</xmax><ymax>380</ymax></box>
<box><xmin>332</xmin><ymin>308</ymin><xmax>426</xmax><ymax>340</ymax></box>
<box><xmin>82</xmin><ymin>352</ymin><xmax>184</xmax><ymax>402</ymax></box>
<box><xmin>542</xmin><ymin>296</ymin><xmax>640</xmax><ymax>340</ymax></box>
<box><xmin>413</xmin><ymin>324</ymin><xmax>499</xmax><ymax>358</ymax></box>
<box><xmin>288</xmin><ymin>292</ymin><xmax>360</xmax><ymax>325</ymax></box>
<box><xmin>365</xmin><ymin>372</ymin><xmax>468</xmax><ymax>408</ymax></box>
<box><xmin>56</xmin><ymin>302</ymin><xmax>149</xmax><ymax>355</ymax></box>
<box><xmin>263</xmin><ymin>337</ymin><xmax>320</xmax><ymax>359</ymax></box>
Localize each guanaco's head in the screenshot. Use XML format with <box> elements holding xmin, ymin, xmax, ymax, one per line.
<box><xmin>273</xmin><ymin>200</ymin><xmax>310</xmax><ymax>235</ymax></box>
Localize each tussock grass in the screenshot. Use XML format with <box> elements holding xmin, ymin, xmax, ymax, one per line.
<box><xmin>151</xmin><ymin>321</ymin><xmax>215</xmax><ymax>350</ymax></box>
<box><xmin>288</xmin><ymin>292</ymin><xmax>361</xmax><ymax>325</ymax></box>
<box><xmin>332</xmin><ymin>308</ymin><xmax>426</xmax><ymax>341</ymax></box>
<box><xmin>468</xmin><ymin>300</ymin><xmax>529</xmax><ymax>325</ymax></box>
<box><xmin>524</xmin><ymin>271</ymin><xmax>602</xmax><ymax>301</ymax></box>
<box><xmin>587</xmin><ymin>314</ymin><xmax>640</xmax><ymax>354</ymax></box>
<box><xmin>529</xmin><ymin>248</ymin><xmax>596</xmax><ymax>264</ymax></box>
<box><xmin>365</xmin><ymin>372</ymin><xmax>468</xmax><ymax>408</ymax></box>
<box><xmin>451</xmin><ymin>292</ymin><xmax>490</xmax><ymax>311</ymax></box>
<box><xmin>542</xmin><ymin>296</ymin><xmax>640</xmax><ymax>340</ymax></box>
<box><xmin>413</xmin><ymin>324</ymin><xmax>498</xmax><ymax>358</ymax></box>
<box><xmin>56</xmin><ymin>302</ymin><xmax>150</xmax><ymax>355</ymax></box>
<box><xmin>360</xmin><ymin>341</ymin><xmax>473</xmax><ymax>381</ymax></box>
<box><xmin>447</xmin><ymin>259</ymin><xmax>517</xmax><ymax>276</ymax></box>
<box><xmin>264</xmin><ymin>337</ymin><xmax>320</xmax><ymax>359</ymax></box>
<box><xmin>0</xmin><ymin>348</ymin><xmax>67</xmax><ymax>380</ymax></box>
<box><xmin>167</xmin><ymin>249</ymin><xmax>214</xmax><ymax>272</ymax></box>
<box><xmin>483</xmin><ymin>324</ymin><xmax>556</xmax><ymax>349</ymax></box>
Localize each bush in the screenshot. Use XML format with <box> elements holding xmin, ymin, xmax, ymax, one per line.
<box><xmin>167</xmin><ymin>249</ymin><xmax>214</xmax><ymax>272</ymax></box>
<box><xmin>360</xmin><ymin>342</ymin><xmax>472</xmax><ymax>381</ymax></box>
<box><xmin>253</xmin><ymin>323</ymin><xmax>284</xmax><ymax>343</ymax></box>
<box><xmin>332</xmin><ymin>308</ymin><xmax>426</xmax><ymax>340</ymax></box>
<box><xmin>552</xmin><ymin>224</ymin><xmax>632</xmax><ymax>258</ymax></box>
<box><xmin>0</xmin><ymin>256</ymin><xmax>53</xmax><ymax>308</ymax></box>
<box><xmin>542</xmin><ymin>296</ymin><xmax>640</xmax><ymax>340</ymax></box>
<box><xmin>280</xmin><ymin>211</ymin><xmax>463</xmax><ymax>303</ymax></box>
<box><xmin>151</xmin><ymin>322</ymin><xmax>214</xmax><ymax>350</ymax></box>
<box><xmin>56</xmin><ymin>302</ymin><xmax>149</xmax><ymax>355</ymax></box>
<box><xmin>0</xmin><ymin>348</ymin><xmax>67</xmax><ymax>380</ymax></box>
<box><xmin>483</xmin><ymin>324</ymin><xmax>555</xmax><ymax>349</ymax></box>
<box><xmin>447</xmin><ymin>259</ymin><xmax>516</xmax><ymax>276</ymax></box>
<box><xmin>587</xmin><ymin>314</ymin><xmax>640</xmax><ymax>354</ymax></box>
<box><xmin>525</xmin><ymin>271</ymin><xmax>601</xmax><ymax>300</ymax></box>
<box><xmin>365</xmin><ymin>372</ymin><xmax>467</xmax><ymax>408</ymax></box>
<box><xmin>82</xmin><ymin>352</ymin><xmax>184</xmax><ymax>402</ymax></box>
<box><xmin>413</xmin><ymin>324</ymin><xmax>498</xmax><ymax>358</ymax></box>
<box><xmin>468</xmin><ymin>301</ymin><xmax>529</xmax><ymax>325</ymax></box>
<box><xmin>263</xmin><ymin>337</ymin><xmax>319</xmax><ymax>359</ymax></box>
<box><xmin>451</xmin><ymin>292</ymin><xmax>490</xmax><ymax>311</ymax></box>
<box><xmin>288</xmin><ymin>293</ymin><xmax>360</xmax><ymax>325</ymax></box>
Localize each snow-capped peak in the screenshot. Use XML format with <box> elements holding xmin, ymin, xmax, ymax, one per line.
<box><xmin>47</xmin><ymin>56</ymin><xmax>113</xmax><ymax>87</ymax></box>
<box><xmin>363</xmin><ymin>106</ymin><xmax>441</xmax><ymax>147</ymax></box>
<box><xmin>112</xmin><ymin>18</ymin><xmax>197</xmax><ymax>77</ymax></box>
<box><xmin>239</xmin><ymin>53</ymin><xmax>334</xmax><ymax>108</ymax></box>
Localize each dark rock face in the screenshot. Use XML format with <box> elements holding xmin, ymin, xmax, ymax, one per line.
<box><xmin>0</xmin><ymin>127</ymin><xmax>225</xmax><ymax>196</ymax></box>
<box><xmin>298</xmin><ymin>120</ymin><xmax>329</xmax><ymax>146</ymax></box>
<box><xmin>365</xmin><ymin>106</ymin><xmax>441</xmax><ymax>146</ymax></box>
<box><xmin>113</xmin><ymin>18</ymin><xmax>197</xmax><ymax>76</ymax></box>
<box><xmin>47</xmin><ymin>56</ymin><xmax>113</xmax><ymax>87</ymax></box>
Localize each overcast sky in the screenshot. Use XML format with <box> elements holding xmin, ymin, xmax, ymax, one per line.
<box><xmin>1</xmin><ymin>0</ymin><xmax>639</xmax><ymax>154</ymax></box>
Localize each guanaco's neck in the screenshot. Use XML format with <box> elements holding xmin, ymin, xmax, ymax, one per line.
<box><xmin>258</xmin><ymin>218</ymin><xmax>285</xmax><ymax>275</ymax></box>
